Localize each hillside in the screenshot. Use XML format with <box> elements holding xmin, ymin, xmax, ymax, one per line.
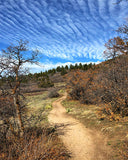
<box><xmin>63</xmin><ymin>54</ymin><xmax>128</xmax><ymax>159</ymax></box>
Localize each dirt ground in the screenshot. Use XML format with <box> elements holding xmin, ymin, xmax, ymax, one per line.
<box><xmin>48</xmin><ymin>93</ymin><xmax>111</xmax><ymax>160</ymax></box>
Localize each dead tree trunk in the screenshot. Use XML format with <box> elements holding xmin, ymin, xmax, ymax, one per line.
<box><xmin>12</xmin><ymin>73</ymin><xmax>24</xmax><ymax>137</ymax></box>
<box><xmin>13</xmin><ymin>95</ymin><xmax>24</xmax><ymax>137</ymax></box>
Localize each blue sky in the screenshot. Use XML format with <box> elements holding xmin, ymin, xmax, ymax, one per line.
<box><xmin>0</xmin><ymin>0</ymin><xmax>128</xmax><ymax>72</ymax></box>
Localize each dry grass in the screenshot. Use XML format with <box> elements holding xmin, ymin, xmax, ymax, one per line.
<box><xmin>54</xmin><ymin>82</ymin><xmax>66</xmax><ymax>87</ymax></box>
<box><xmin>0</xmin><ymin>91</ymin><xmax>70</xmax><ymax>160</ymax></box>
<box><xmin>25</xmin><ymin>91</ymin><xmax>59</xmax><ymax>126</ymax></box>
<box><xmin>26</xmin><ymin>91</ymin><xmax>49</xmax><ymax>111</ymax></box>
<box><xmin>62</xmin><ymin>99</ymin><xmax>128</xmax><ymax>160</ymax></box>
<box><xmin>0</xmin><ymin>126</ymin><xmax>70</xmax><ymax>160</ymax></box>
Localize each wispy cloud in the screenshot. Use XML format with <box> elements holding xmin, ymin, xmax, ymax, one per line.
<box><xmin>0</xmin><ymin>0</ymin><xmax>128</xmax><ymax>65</ymax></box>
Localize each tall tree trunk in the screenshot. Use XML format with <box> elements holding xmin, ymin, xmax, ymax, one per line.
<box><xmin>13</xmin><ymin>94</ymin><xmax>24</xmax><ymax>137</ymax></box>
<box><xmin>12</xmin><ymin>71</ymin><xmax>24</xmax><ymax>137</ymax></box>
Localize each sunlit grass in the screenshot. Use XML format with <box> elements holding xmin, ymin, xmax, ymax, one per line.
<box><xmin>25</xmin><ymin>91</ymin><xmax>58</xmax><ymax>127</ymax></box>
<box><xmin>62</xmin><ymin>99</ymin><xmax>128</xmax><ymax>159</ymax></box>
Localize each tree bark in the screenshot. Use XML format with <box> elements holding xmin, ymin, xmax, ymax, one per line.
<box><xmin>13</xmin><ymin>95</ymin><xmax>24</xmax><ymax>137</ymax></box>
<box><xmin>12</xmin><ymin>71</ymin><xmax>24</xmax><ymax>137</ymax></box>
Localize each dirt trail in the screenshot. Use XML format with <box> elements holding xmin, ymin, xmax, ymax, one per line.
<box><xmin>48</xmin><ymin>93</ymin><xmax>110</xmax><ymax>160</ymax></box>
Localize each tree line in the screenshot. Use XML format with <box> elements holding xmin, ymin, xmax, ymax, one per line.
<box><xmin>32</xmin><ymin>62</ymin><xmax>94</xmax><ymax>78</ymax></box>
<box><xmin>0</xmin><ymin>60</ymin><xmax>95</xmax><ymax>88</ymax></box>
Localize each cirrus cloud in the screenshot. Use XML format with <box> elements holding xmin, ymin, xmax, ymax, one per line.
<box><xmin>0</xmin><ymin>0</ymin><xmax>128</xmax><ymax>71</ymax></box>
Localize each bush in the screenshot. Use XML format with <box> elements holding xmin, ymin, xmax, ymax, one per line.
<box><xmin>0</xmin><ymin>126</ymin><xmax>70</xmax><ymax>160</ymax></box>
<box><xmin>61</xmin><ymin>69</ymin><xmax>67</xmax><ymax>75</ymax></box>
<box><xmin>39</xmin><ymin>81</ymin><xmax>54</xmax><ymax>88</ymax></box>
<box><xmin>66</xmin><ymin>54</ymin><xmax>128</xmax><ymax>120</ymax></box>
<box><xmin>48</xmin><ymin>89</ymin><xmax>60</xmax><ymax>98</ymax></box>
<box><xmin>38</xmin><ymin>77</ymin><xmax>54</xmax><ymax>88</ymax></box>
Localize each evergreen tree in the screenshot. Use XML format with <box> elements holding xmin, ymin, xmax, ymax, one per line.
<box><xmin>65</xmin><ymin>65</ymin><xmax>69</xmax><ymax>70</ymax></box>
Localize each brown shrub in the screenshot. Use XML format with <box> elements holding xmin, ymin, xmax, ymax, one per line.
<box><xmin>66</xmin><ymin>54</ymin><xmax>128</xmax><ymax>119</ymax></box>
<box><xmin>0</xmin><ymin>126</ymin><xmax>70</xmax><ymax>160</ymax></box>
<box><xmin>48</xmin><ymin>89</ymin><xmax>60</xmax><ymax>98</ymax></box>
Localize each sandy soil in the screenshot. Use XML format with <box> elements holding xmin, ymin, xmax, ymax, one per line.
<box><xmin>48</xmin><ymin>93</ymin><xmax>110</xmax><ymax>160</ymax></box>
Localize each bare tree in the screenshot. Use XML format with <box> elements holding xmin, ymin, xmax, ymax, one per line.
<box><xmin>117</xmin><ymin>24</ymin><xmax>128</xmax><ymax>55</ymax></box>
<box><xmin>0</xmin><ymin>40</ymin><xmax>39</xmax><ymax>137</ymax></box>
<box><xmin>103</xmin><ymin>36</ymin><xmax>125</xmax><ymax>59</ymax></box>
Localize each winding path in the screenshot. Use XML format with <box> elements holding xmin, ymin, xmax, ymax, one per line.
<box><xmin>48</xmin><ymin>93</ymin><xmax>109</xmax><ymax>160</ymax></box>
